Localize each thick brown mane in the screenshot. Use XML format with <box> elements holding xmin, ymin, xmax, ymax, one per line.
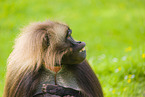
<box><xmin>3</xmin><ymin>20</ymin><xmax>103</xmax><ymax>97</ymax></box>
<box><xmin>3</xmin><ymin>21</ymin><xmax>70</xmax><ymax>97</ymax></box>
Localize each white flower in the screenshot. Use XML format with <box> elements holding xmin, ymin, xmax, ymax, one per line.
<box><xmin>122</xmin><ymin>56</ymin><xmax>127</xmax><ymax>61</ymax></box>
<box><xmin>109</xmin><ymin>88</ymin><xmax>113</xmax><ymax>91</ymax></box>
<box><xmin>115</xmin><ymin>67</ymin><xmax>121</xmax><ymax>73</ymax></box>
<box><xmin>131</xmin><ymin>74</ymin><xmax>135</xmax><ymax>78</ymax></box>
<box><xmin>115</xmin><ymin>69</ymin><xmax>119</xmax><ymax>73</ymax></box>
<box><xmin>112</xmin><ymin>58</ymin><xmax>118</xmax><ymax>62</ymax></box>
<box><xmin>118</xmin><ymin>92</ymin><xmax>121</xmax><ymax>95</ymax></box>
<box><xmin>124</xmin><ymin>75</ymin><xmax>128</xmax><ymax>80</ymax></box>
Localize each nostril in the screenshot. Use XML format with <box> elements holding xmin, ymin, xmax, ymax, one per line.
<box><xmin>77</xmin><ymin>41</ymin><xmax>81</xmax><ymax>43</ymax></box>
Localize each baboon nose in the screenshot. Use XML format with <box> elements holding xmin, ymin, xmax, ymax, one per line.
<box><xmin>77</xmin><ymin>41</ymin><xmax>81</xmax><ymax>43</ymax></box>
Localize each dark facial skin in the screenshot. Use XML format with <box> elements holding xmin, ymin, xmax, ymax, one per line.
<box><xmin>62</xmin><ymin>28</ymin><xmax>86</xmax><ymax>65</ymax></box>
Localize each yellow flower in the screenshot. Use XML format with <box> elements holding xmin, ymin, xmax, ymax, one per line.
<box><xmin>112</xmin><ymin>90</ymin><xmax>115</xmax><ymax>94</ymax></box>
<box><xmin>127</xmin><ymin>79</ymin><xmax>131</xmax><ymax>83</ymax></box>
<box><xmin>115</xmin><ymin>67</ymin><xmax>122</xmax><ymax>72</ymax></box>
<box><xmin>123</xmin><ymin>87</ymin><xmax>126</xmax><ymax>91</ymax></box>
<box><xmin>142</xmin><ymin>54</ymin><xmax>145</xmax><ymax>59</ymax></box>
<box><xmin>128</xmin><ymin>74</ymin><xmax>132</xmax><ymax>78</ymax></box>
<box><xmin>125</xmin><ymin>47</ymin><xmax>132</xmax><ymax>52</ymax></box>
<box><xmin>118</xmin><ymin>67</ymin><xmax>121</xmax><ymax>71</ymax></box>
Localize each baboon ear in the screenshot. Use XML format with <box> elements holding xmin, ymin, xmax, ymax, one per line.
<box><xmin>42</xmin><ymin>34</ymin><xmax>49</xmax><ymax>49</ymax></box>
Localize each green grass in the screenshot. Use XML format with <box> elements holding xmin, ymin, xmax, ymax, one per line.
<box><xmin>0</xmin><ymin>0</ymin><xmax>145</xmax><ymax>96</ymax></box>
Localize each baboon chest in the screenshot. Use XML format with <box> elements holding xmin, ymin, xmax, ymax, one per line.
<box><xmin>35</xmin><ymin>66</ymin><xmax>80</xmax><ymax>94</ymax></box>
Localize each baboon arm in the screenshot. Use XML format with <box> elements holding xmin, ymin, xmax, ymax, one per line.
<box><xmin>33</xmin><ymin>84</ymin><xmax>83</xmax><ymax>97</ymax></box>
<box><xmin>74</xmin><ymin>60</ymin><xmax>104</xmax><ymax>97</ymax></box>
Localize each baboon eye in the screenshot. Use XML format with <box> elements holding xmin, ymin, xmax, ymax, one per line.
<box><xmin>66</xmin><ymin>29</ymin><xmax>72</xmax><ymax>39</ymax></box>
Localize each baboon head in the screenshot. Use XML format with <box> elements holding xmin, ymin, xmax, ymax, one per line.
<box><xmin>18</xmin><ymin>21</ymin><xmax>86</xmax><ymax>69</ymax></box>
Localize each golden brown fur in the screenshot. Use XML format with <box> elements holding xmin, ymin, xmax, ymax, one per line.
<box><xmin>3</xmin><ymin>20</ymin><xmax>103</xmax><ymax>97</ymax></box>
<box><xmin>3</xmin><ymin>21</ymin><xmax>72</xmax><ymax>97</ymax></box>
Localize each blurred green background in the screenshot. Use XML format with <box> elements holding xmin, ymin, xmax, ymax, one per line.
<box><xmin>0</xmin><ymin>0</ymin><xmax>145</xmax><ymax>96</ymax></box>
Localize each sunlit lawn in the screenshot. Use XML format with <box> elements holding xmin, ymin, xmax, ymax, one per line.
<box><xmin>0</xmin><ymin>0</ymin><xmax>145</xmax><ymax>96</ymax></box>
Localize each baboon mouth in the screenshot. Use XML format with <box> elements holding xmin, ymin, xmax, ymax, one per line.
<box><xmin>73</xmin><ymin>42</ymin><xmax>86</xmax><ymax>52</ymax></box>
<box><xmin>62</xmin><ymin>41</ymin><xmax>86</xmax><ymax>65</ymax></box>
<box><xmin>79</xmin><ymin>47</ymin><xmax>85</xmax><ymax>52</ymax></box>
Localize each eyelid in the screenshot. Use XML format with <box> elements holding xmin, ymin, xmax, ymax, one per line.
<box><xmin>68</xmin><ymin>32</ymin><xmax>71</xmax><ymax>36</ymax></box>
<box><xmin>67</xmin><ymin>29</ymin><xmax>72</xmax><ymax>37</ymax></box>
<box><xmin>69</xmin><ymin>29</ymin><xmax>72</xmax><ymax>33</ymax></box>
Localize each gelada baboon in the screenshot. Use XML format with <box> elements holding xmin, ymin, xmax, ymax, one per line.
<box><xmin>3</xmin><ymin>20</ymin><xmax>103</xmax><ymax>97</ymax></box>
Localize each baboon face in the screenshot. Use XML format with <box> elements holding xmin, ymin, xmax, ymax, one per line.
<box><xmin>60</xmin><ymin>27</ymin><xmax>86</xmax><ymax>65</ymax></box>
<box><xmin>43</xmin><ymin>22</ymin><xmax>86</xmax><ymax>65</ymax></box>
